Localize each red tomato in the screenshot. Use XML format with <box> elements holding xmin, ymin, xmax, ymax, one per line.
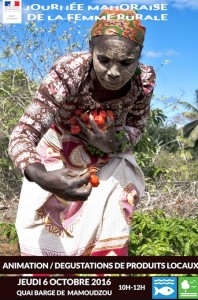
<box><xmin>94</xmin><ymin>115</ymin><xmax>105</xmax><ymax>127</ymax></box>
<box><xmin>90</xmin><ymin>110</ymin><xmax>98</xmax><ymax>118</ymax></box>
<box><xmin>80</xmin><ymin>112</ymin><xmax>89</xmax><ymax>122</ymax></box>
<box><xmin>71</xmin><ymin>125</ymin><xmax>81</xmax><ymax>134</ymax></box>
<box><xmin>99</xmin><ymin>110</ymin><xmax>107</xmax><ymax>120</ymax></box>
<box><xmin>90</xmin><ymin>174</ymin><xmax>100</xmax><ymax>187</ymax></box>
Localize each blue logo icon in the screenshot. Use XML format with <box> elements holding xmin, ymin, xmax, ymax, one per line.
<box><xmin>5</xmin><ymin>1</ymin><xmax>11</xmax><ymax>6</ymax></box>
<box><xmin>152</xmin><ymin>277</ymin><xmax>177</xmax><ymax>299</ymax></box>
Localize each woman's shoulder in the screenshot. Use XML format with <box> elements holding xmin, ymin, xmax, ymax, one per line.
<box><xmin>139</xmin><ymin>63</ymin><xmax>156</xmax><ymax>84</ymax></box>
<box><xmin>49</xmin><ymin>51</ymin><xmax>89</xmax><ymax>84</ymax></box>
<box><xmin>133</xmin><ymin>63</ymin><xmax>156</xmax><ymax>96</ymax></box>
<box><xmin>52</xmin><ymin>51</ymin><xmax>92</xmax><ymax>77</ymax></box>
<box><xmin>140</xmin><ymin>63</ymin><xmax>156</xmax><ymax>85</ymax></box>
<box><xmin>48</xmin><ymin>51</ymin><xmax>92</xmax><ymax>96</ymax></box>
<box><xmin>53</xmin><ymin>51</ymin><xmax>91</xmax><ymax>64</ymax></box>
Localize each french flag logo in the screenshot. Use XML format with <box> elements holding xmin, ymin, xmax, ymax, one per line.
<box><xmin>4</xmin><ymin>1</ymin><xmax>20</xmax><ymax>7</ymax></box>
<box><xmin>5</xmin><ymin>1</ymin><xmax>11</xmax><ymax>6</ymax></box>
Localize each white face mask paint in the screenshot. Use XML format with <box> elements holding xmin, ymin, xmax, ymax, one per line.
<box><xmin>92</xmin><ymin>37</ymin><xmax>140</xmax><ymax>91</ymax></box>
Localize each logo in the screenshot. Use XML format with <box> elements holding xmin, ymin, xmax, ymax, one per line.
<box><xmin>3</xmin><ymin>0</ymin><xmax>22</xmax><ymax>23</ymax></box>
<box><xmin>178</xmin><ymin>277</ymin><xmax>198</xmax><ymax>299</ymax></box>
<box><xmin>5</xmin><ymin>1</ymin><xmax>20</xmax><ymax>6</ymax></box>
<box><xmin>4</xmin><ymin>0</ymin><xmax>21</xmax><ymax>10</ymax></box>
<box><xmin>152</xmin><ymin>277</ymin><xmax>177</xmax><ymax>299</ymax></box>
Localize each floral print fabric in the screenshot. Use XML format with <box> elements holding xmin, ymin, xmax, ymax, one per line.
<box><xmin>91</xmin><ymin>8</ymin><xmax>146</xmax><ymax>46</ymax></box>
<box><xmin>8</xmin><ymin>51</ymin><xmax>155</xmax><ymax>173</ymax></box>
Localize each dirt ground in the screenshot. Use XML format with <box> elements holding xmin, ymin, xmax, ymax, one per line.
<box><xmin>0</xmin><ymin>237</ymin><xmax>20</xmax><ymax>256</ymax></box>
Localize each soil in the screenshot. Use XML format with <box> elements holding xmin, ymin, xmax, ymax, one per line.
<box><xmin>0</xmin><ymin>238</ymin><xmax>20</xmax><ymax>256</ymax></box>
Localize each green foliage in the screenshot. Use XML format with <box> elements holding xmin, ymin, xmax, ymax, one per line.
<box><xmin>133</xmin><ymin>107</ymin><xmax>197</xmax><ymax>181</ymax></box>
<box><xmin>133</xmin><ymin>108</ymin><xmax>170</xmax><ymax>180</ymax></box>
<box><xmin>155</xmin><ymin>149</ymin><xmax>198</xmax><ymax>181</ymax></box>
<box><xmin>150</xmin><ymin>108</ymin><xmax>167</xmax><ymax>125</ymax></box>
<box><xmin>0</xmin><ymin>223</ymin><xmax>18</xmax><ymax>246</ymax></box>
<box><xmin>129</xmin><ymin>210</ymin><xmax>198</xmax><ymax>256</ymax></box>
<box><xmin>178</xmin><ymin>90</ymin><xmax>198</xmax><ymax>117</ymax></box>
<box><xmin>177</xmin><ymin>89</ymin><xmax>198</xmax><ymax>148</ymax></box>
<box><xmin>149</xmin><ymin>124</ymin><xmax>179</xmax><ymax>153</ymax></box>
<box><xmin>86</xmin><ymin>144</ymin><xmax>105</xmax><ymax>157</ymax></box>
<box><xmin>0</xmin><ymin>69</ymin><xmax>36</xmax><ymax>189</ymax></box>
<box><xmin>0</xmin><ymin>69</ymin><xmax>37</xmax><ymax>135</ymax></box>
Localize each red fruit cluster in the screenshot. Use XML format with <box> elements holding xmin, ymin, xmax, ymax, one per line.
<box><xmin>69</xmin><ymin>109</ymin><xmax>115</xmax><ymax>134</ymax></box>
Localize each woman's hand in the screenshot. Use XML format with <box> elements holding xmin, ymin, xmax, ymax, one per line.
<box><xmin>78</xmin><ymin>115</ymin><xmax>121</xmax><ymax>153</ymax></box>
<box><xmin>25</xmin><ymin>163</ymin><xmax>92</xmax><ymax>201</ymax></box>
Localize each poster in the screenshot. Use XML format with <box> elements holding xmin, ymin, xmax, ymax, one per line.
<box><xmin>0</xmin><ymin>0</ymin><xmax>198</xmax><ymax>299</ymax></box>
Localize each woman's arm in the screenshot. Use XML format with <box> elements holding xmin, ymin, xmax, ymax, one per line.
<box><xmin>8</xmin><ymin>66</ymin><xmax>92</xmax><ymax>201</ymax></box>
<box><xmin>8</xmin><ymin>68</ymin><xmax>67</xmax><ymax>173</ymax></box>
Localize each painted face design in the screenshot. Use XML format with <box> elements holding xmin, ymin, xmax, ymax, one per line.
<box><xmin>92</xmin><ymin>37</ymin><xmax>140</xmax><ymax>91</ymax></box>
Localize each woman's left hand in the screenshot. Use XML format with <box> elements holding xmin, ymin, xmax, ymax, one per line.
<box><xmin>78</xmin><ymin>115</ymin><xmax>121</xmax><ymax>153</ymax></box>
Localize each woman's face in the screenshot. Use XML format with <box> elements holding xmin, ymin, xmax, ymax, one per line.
<box><xmin>91</xmin><ymin>36</ymin><xmax>141</xmax><ymax>91</ymax></box>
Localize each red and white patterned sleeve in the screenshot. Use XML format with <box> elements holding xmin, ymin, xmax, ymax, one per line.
<box><xmin>125</xmin><ymin>65</ymin><xmax>156</xmax><ymax>146</ymax></box>
<box><xmin>8</xmin><ymin>68</ymin><xmax>69</xmax><ymax>174</ymax></box>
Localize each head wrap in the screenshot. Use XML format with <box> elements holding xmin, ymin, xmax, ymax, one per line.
<box><xmin>91</xmin><ymin>8</ymin><xmax>146</xmax><ymax>46</ymax></box>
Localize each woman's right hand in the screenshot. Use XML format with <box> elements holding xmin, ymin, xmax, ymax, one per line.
<box><xmin>25</xmin><ymin>163</ymin><xmax>92</xmax><ymax>201</ymax></box>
